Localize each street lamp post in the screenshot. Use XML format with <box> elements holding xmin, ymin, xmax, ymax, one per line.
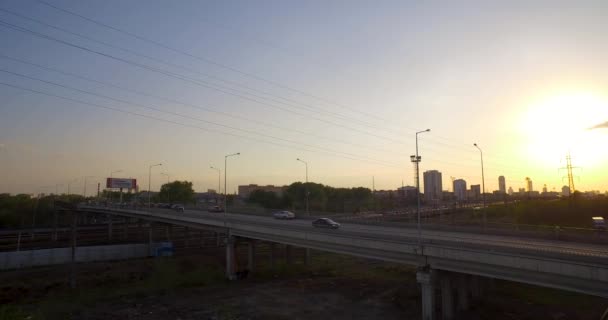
<box><xmin>83</xmin><ymin>176</ymin><xmax>94</xmax><ymax>197</ymax></box>
<box><xmin>410</xmin><ymin>129</ymin><xmax>430</xmax><ymax>248</ymax></box>
<box><xmin>148</xmin><ymin>163</ymin><xmax>162</xmax><ymax>209</ymax></box>
<box><xmin>224</xmin><ymin>153</ymin><xmax>240</xmax><ymax>224</ymax></box>
<box><xmin>473</xmin><ymin>143</ymin><xmax>487</xmax><ymax>229</ymax></box>
<box><xmin>296</xmin><ymin>158</ymin><xmax>309</xmax><ymax>216</ymax></box>
<box><xmin>210</xmin><ymin>166</ymin><xmax>221</xmax><ymax>203</ymax></box>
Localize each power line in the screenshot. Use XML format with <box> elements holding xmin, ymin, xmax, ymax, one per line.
<box><xmin>0</xmin><ymin>7</ymin><xmax>398</xmax><ymax>134</ymax></box>
<box><xmin>0</xmin><ymin>19</ymin><xmax>413</xmax><ymax>146</ymax></box>
<box><xmin>35</xmin><ymin>0</ymin><xmax>397</xmax><ymax>128</ymax></box>
<box><xmin>0</xmin><ymin>80</ymin><xmax>407</xmax><ymax>167</ymax></box>
<box><xmin>0</xmin><ymin>68</ymin><xmax>402</xmax><ymax>167</ymax></box>
<box><xmin>32</xmin><ymin>0</ymin><xmax>528</xmax><ymax>158</ymax></box>
<box><xmin>0</xmin><ymin>53</ymin><xmax>415</xmax><ymax>158</ymax></box>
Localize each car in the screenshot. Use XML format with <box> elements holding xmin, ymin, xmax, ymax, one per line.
<box><xmin>208</xmin><ymin>205</ymin><xmax>224</xmax><ymax>213</ymax></box>
<box><xmin>592</xmin><ymin>217</ymin><xmax>606</xmax><ymax>230</ymax></box>
<box><xmin>312</xmin><ymin>218</ymin><xmax>340</xmax><ymax>229</ymax></box>
<box><xmin>273</xmin><ymin>210</ymin><xmax>295</xmax><ymax>219</ymax></box>
<box><xmin>172</xmin><ymin>204</ymin><xmax>185</xmax><ymax>213</ymax></box>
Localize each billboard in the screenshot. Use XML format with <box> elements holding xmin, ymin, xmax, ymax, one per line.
<box><xmin>106</xmin><ymin>178</ymin><xmax>137</xmax><ymax>189</ymax></box>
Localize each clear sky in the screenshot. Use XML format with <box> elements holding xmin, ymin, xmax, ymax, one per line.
<box><xmin>1</xmin><ymin>0</ymin><xmax>607</xmax><ymax>196</ymax></box>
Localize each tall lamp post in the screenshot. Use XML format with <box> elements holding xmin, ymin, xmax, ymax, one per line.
<box><xmin>83</xmin><ymin>176</ymin><xmax>94</xmax><ymax>197</ymax></box>
<box><xmin>224</xmin><ymin>153</ymin><xmax>240</xmax><ymax>223</ymax></box>
<box><xmin>210</xmin><ymin>166</ymin><xmax>221</xmax><ymax>203</ymax></box>
<box><xmin>148</xmin><ymin>163</ymin><xmax>162</xmax><ymax>209</ymax></box>
<box><xmin>296</xmin><ymin>158</ymin><xmax>309</xmax><ymax>216</ymax></box>
<box><xmin>473</xmin><ymin>143</ymin><xmax>486</xmax><ymax>229</ymax></box>
<box><xmin>410</xmin><ymin>128</ymin><xmax>430</xmax><ymax>248</ymax></box>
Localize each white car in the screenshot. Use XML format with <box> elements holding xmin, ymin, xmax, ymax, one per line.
<box><xmin>273</xmin><ymin>210</ymin><xmax>295</xmax><ymax>219</ymax></box>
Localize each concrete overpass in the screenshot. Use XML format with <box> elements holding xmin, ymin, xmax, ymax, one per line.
<box><xmin>75</xmin><ymin>206</ymin><xmax>608</xmax><ymax>320</ymax></box>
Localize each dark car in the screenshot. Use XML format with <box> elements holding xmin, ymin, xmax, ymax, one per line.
<box><xmin>312</xmin><ymin>218</ymin><xmax>340</xmax><ymax>229</ymax></box>
<box><xmin>208</xmin><ymin>205</ymin><xmax>224</xmax><ymax>213</ymax></box>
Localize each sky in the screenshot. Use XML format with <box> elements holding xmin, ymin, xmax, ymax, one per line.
<box><xmin>1</xmin><ymin>0</ymin><xmax>608</xmax><ymax>196</ymax></box>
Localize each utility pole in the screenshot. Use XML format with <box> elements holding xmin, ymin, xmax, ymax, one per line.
<box><xmin>224</xmin><ymin>153</ymin><xmax>240</xmax><ymax>226</ymax></box>
<box><xmin>474</xmin><ymin>143</ymin><xmax>486</xmax><ymax>230</ymax></box>
<box><xmin>411</xmin><ymin>129</ymin><xmax>430</xmax><ymax>249</ymax></box>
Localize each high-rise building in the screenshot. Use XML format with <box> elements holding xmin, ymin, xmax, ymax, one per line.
<box><xmin>542</xmin><ymin>184</ymin><xmax>548</xmax><ymax>194</ymax></box>
<box><xmin>525</xmin><ymin>177</ymin><xmax>533</xmax><ymax>192</ymax></box>
<box><xmin>453</xmin><ymin>179</ymin><xmax>467</xmax><ymax>201</ymax></box>
<box><xmin>470</xmin><ymin>184</ymin><xmax>481</xmax><ymax>199</ymax></box>
<box><xmin>498</xmin><ymin>176</ymin><xmax>506</xmax><ymax>194</ymax></box>
<box><xmin>508</xmin><ymin>186</ymin><xmax>513</xmax><ymax>195</ymax></box>
<box><xmin>423</xmin><ymin>170</ymin><xmax>443</xmax><ymax>201</ymax></box>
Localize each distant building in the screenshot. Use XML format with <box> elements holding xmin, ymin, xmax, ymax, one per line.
<box><xmin>470</xmin><ymin>184</ymin><xmax>481</xmax><ymax>199</ymax></box>
<box><xmin>508</xmin><ymin>186</ymin><xmax>513</xmax><ymax>195</ymax></box>
<box><xmin>238</xmin><ymin>184</ymin><xmax>285</xmax><ymax>198</ymax></box>
<box><xmin>542</xmin><ymin>184</ymin><xmax>548</xmax><ymax>194</ymax></box>
<box><xmin>453</xmin><ymin>179</ymin><xmax>467</xmax><ymax>201</ymax></box>
<box><xmin>498</xmin><ymin>176</ymin><xmax>506</xmax><ymax>194</ymax></box>
<box><xmin>562</xmin><ymin>185</ymin><xmax>571</xmax><ymax>197</ymax></box>
<box><xmin>423</xmin><ymin>170</ymin><xmax>443</xmax><ymax>201</ymax></box>
<box><xmin>397</xmin><ymin>186</ymin><xmax>417</xmax><ymax>199</ymax></box>
<box><xmin>525</xmin><ymin>177</ymin><xmax>533</xmax><ymax>192</ymax></box>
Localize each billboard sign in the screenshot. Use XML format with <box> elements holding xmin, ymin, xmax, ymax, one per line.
<box><xmin>106</xmin><ymin>178</ymin><xmax>137</xmax><ymax>189</ymax></box>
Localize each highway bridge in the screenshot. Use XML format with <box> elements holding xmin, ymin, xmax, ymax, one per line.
<box><xmin>75</xmin><ymin>206</ymin><xmax>608</xmax><ymax>320</ymax></box>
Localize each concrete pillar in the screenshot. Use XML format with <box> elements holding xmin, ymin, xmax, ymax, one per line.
<box><xmin>305</xmin><ymin>248</ymin><xmax>311</xmax><ymax>266</ymax></box>
<box><xmin>285</xmin><ymin>245</ymin><xmax>293</xmax><ymax>264</ymax></box>
<box><xmin>456</xmin><ymin>274</ymin><xmax>469</xmax><ymax>312</ymax></box>
<box><xmin>470</xmin><ymin>275</ymin><xmax>482</xmax><ymax>302</ymax></box>
<box><xmin>225</xmin><ymin>235</ymin><xmax>236</xmax><ymax>280</ymax></box>
<box><xmin>247</xmin><ymin>241</ymin><xmax>255</xmax><ymax>271</ymax></box>
<box><xmin>107</xmin><ymin>214</ymin><xmax>113</xmax><ymax>241</ymax></box>
<box><xmin>269</xmin><ymin>243</ymin><xmax>275</xmax><ymax>268</ymax></box>
<box><xmin>417</xmin><ymin>269</ymin><xmax>436</xmax><ymax>320</ymax></box>
<box><xmin>440</xmin><ymin>274</ymin><xmax>455</xmax><ymax>320</ymax></box>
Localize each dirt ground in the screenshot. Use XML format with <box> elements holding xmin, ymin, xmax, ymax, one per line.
<box><xmin>0</xmin><ymin>247</ymin><xmax>606</xmax><ymax>320</ymax></box>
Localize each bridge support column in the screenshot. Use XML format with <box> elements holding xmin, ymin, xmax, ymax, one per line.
<box><xmin>440</xmin><ymin>273</ymin><xmax>455</xmax><ymax>320</ymax></box>
<box><xmin>225</xmin><ymin>235</ymin><xmax>236</xmax><ymax>280</ymax></box>
<box><xmin>247</xmin><ymin>241</ymin><xmax>256</xmax><ymax>271</ymax></box>
<box><xmin>285</xmin><ymin>245</ymin><xmax>293</xmax><ymax>265</ymax></box>
<box><xmin>417</xmin><ymin>269</ymin><xmax>436</xmax><ymax>320</ymax></box>
<box><xmin>470</xmin><ymin>275</ymin><xmax>482</xmax><ymax>302</ymax></box>
<box><xmin>456</xmin><ymin>274</ymin><xmax>469</xmax><ymax>312</ymax></box>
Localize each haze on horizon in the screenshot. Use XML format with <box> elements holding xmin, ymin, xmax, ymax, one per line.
<box><xmin>1</xmin><ymin>0</ymin><xmax>607</xmax><ymax>196</ymax></box>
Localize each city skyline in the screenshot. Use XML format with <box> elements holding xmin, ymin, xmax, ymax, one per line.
<box><xmin>1</xmin><ymin>1</ymin><xmax>608</xmax><ymax>195</ymax></box>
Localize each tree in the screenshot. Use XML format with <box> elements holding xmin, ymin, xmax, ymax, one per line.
<box><xmin>159</xmin><ymin>181</ymin><xmax>195</xmax><ymax>204</ymax></box>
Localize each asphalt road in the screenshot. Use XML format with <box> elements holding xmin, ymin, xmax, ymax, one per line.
<box><xmin>136</xmin><ymin>208</ymin><xmax>608</xmax><ymax>261</ymax></box>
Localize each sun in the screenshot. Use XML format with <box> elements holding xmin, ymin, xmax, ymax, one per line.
<box><xmin>520</xmin><ymin>92</ymin><xmax>608</xmax><ymax>168</ymax></box>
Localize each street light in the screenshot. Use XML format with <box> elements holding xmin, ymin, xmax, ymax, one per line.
<box><xmin>224</xmin><ymin>153</ymin><xmax>240</xmax><ymax>224</ymax></box>
<box><xmin>148</xmin><ymin>163</ymin><xmax>162</xmax><ymax>209</ymax></box>
<box><xmin>83</xmin><ymin>176</ymin><xmax>95</xmax><ymax>197</ymax></box>
<box><xmin>473</xmin><ymin>143</ymin><xmax>487</xmax><ymax>229</ymax></box>
<box><xmin>210</xmin><ymin>166</ymin><xmax>221</xmax><ymax>203</ymax></box>
<box><xmin>410</xmin><ymin>128</ymin><xmax>430</xmax><ymax>248</ymax></box>
<box><xmin>296</xmin><ymin>158</ymin><xmax>309</xmax><ymax>216</ymax></box>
